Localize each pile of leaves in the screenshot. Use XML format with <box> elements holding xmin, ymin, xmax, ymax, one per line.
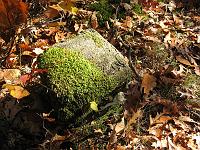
<box><xmin>0</xmin><ymin>0</ymin><xmax>200</xmax><ymax>149</ymax></box>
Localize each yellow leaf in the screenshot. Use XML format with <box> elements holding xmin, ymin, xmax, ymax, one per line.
<box><xmin>2</xmin><ymin>84</ymin><xmax>15</xmax><ymax>90</ymax></box>
<box><xmin>90</xmin><ymin>101</ymin><xmax>98</xmax><ymax>112</ymax></box>
<box><xmin>71</xmin><ymin>6</ymin><xmax>78</xmax><ymax>14</ymax></box>
<box><xmin>3</xmin><ymin>84</ymin><xmax>30</xmax><ymax>99</ymax></box>
<box><xmin>58</xmin><ymin>1</ymin><xmax>78</xmax><ymax>14</ymax></box>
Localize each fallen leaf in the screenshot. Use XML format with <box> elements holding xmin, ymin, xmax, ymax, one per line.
<box><xmin>19</xmin><ymin>74</ymin><xmax>31</xmax><ymax>85</ymax></box>
<box><xmin>2</xmin><ymin>84</ymin><xmax>30</xmax><ymax>99</ymax></box>
<box><xmin>126</xmin><ymin>109</ymin><xmax>142</xmax><ymax>130</ymax></box>
<box><xmin>151</xmin><ymin>139</ymin><xmax>168</xmax><ymax>148</ymax></box>
<box><xmin>155</xmin><ymin>115</ymin><xmax>172</xmax><ymax>124</ymax></box>
<box><xmin>115</xmin><ymin>117</ymin><xmax>125</xmax><ymax>133</ymax></box>
<box><xmin>0</xmin><ymin>0</ymin><xmax>28</xmax><ymax>41</ymax></box>
<box><xmin>197</xmin><ymin>35</ymin><xmax>200</xmax><ymax>43</ymax></box>
<box><xmin>44</xmin><ymin>7</ymin><xmax>60</xmax><ymax>19</ymax></box>
<box><xmin>148</xmin><ymin>125</ymin><xmax>162</xmax><ymax>139</ymax></box>
<box><xmin>175</xmin><ymin>55</ymin><xmax>195</xmax><ymax>67</ymax></box>
<box><xmin>194</xmin><ymin>66</ymin><xmax>200</xmax><ymax>76</ymax></box>
<box><xmin>55</xmin><ymin>31</ymin><xmax>65</xmax><ymax>42</ymax></box>
<box><xmin>167</xmin><ymin>1</ymin><xmax>176</xmax><ymax>12</ymax></box>
<box><xmin>141</xmin><ymin>72</ymin><xmax>157</xmax><ymax>95</ymax></box>
<box><xmin>47</xmin><ymin>21</ymin><xmax>66</xmax><ymax>27</ymax></box>
<box><xmin>171</xmin><ymin>64</ymin><xmax>186</xmax><ymax>77</ymax></box>
<box><xmin>124</xmin><ymin>16</ymin><xmax>133</xmax><ymax>28</ymax></box>
<box><xmin>91</xmin><ymin>11</ymin><xmax>98</xmax><ymax>29</ymax></box>
<box><xmin>52</xmin><ymin>134</ymin><xmax>66</xmax><ymax>142</ymax></box>
<box><xmin>164</xmin><ymin>32</ymin><xmax>176</xmax><ymax>48</ymax></box>
<box><xmin>0</xmin><ymin>69</ymin><xmax>21</xmax><ymax>83</ymax></box>
<box><xmin>58</xmin><ymin>0</ymin><xmax>78</xmax><ymax>14</ymax></box>
<box><xmin>90</xmin><ymin>101</ymin><xmax>98</xmax><ymax>112</ymax></box>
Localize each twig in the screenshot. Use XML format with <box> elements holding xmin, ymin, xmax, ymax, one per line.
<box><xmin>117</xmin><ymin>36</ymin><xmax>141</xmax><ymax>82</ymax></box>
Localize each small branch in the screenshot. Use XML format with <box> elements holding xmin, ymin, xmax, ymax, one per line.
<box><xmin>117</xmin><ymin>36</ymin><xmax>141</xmax><ymax>82</ymax></box>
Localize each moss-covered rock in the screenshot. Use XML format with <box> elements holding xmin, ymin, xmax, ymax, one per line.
<box><xmin>38</xmin><ymin>29</ymin><xmax>132</xmax><ymax>126</ymax></box>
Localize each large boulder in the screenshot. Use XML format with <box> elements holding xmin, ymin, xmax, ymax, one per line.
<box><xmin>38</xmin><ymin>29</ymin><xmax>132</xmax><ymax>126</ymax></box>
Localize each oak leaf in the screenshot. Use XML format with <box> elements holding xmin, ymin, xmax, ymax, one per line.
<box><xmin>0</xmin><ymin>0</ymin><xmax>27</xmax><ymax>41</ymax></box>
<box><xmin>141</xmin><ymin>72</ymin><xmax>156</xmax><ymax>95</ymax></box>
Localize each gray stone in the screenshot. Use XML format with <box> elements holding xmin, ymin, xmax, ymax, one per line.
<box><xmin>39</xmin><ymin>29</ymin><xmax>132</xmax><ymax>125</ymax></box>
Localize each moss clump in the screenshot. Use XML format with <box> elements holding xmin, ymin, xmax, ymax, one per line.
<box><xmin>70</xmin><ymin>102</ymin><xmax>123</xmax><ymax>148</ymax></box>
<box><xmin>132</xmin><ymin>4</ymin><xmax>143</xmax><ymax>14</ymax></box>
<box><xmin>39</xmin><ymin>47</ymin><xmax>118</xmax><ymax>125</ymax></box>
<box><xmin>83</xmin><ymin>30</ymin><xmax>104</xmax><ymax>48</ymax></box>
<box><xmin>183</xmin><ymin>74</ymin><xmax>200</xmax><ymax>98</ymax></box>
<box><xmin>140</xmin><ymin>42</ymin><xmax>171</xmax><ymax>70</ymax></box>
<box><xmin>89</xmin><ymin>0</ymin><xmax>114</xmax><ymax>26</ymax></box>
<box><xmin>181</xmin><ymin>74</ymin><xmax>200</xmax><ymax>107</ymax></box>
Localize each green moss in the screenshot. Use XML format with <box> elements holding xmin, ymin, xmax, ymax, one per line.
<box><xmin>132</xmin><ymin>4</ymin><xmax>143</xmax><ymax>14</ymax></box>
<box><xmin>180</xmin><ymin>74</ymin><xmax>200</xmax><ymax>107</ymax></box>
<box><xmin>157</xmin><ymin>0</ymin><xmax>165</xmax><ymax>2</ymax></box>
<box><xmin>70</xmin><ymin>102</ymin><xmax>123</xmax><ymax>147</ymax></box>
<box><xmin>183</xmin><ymin>74</ymin><xmax>200</xmax><ymax>98</ymax></box>
<box><xmin>156</xmin><ymin>84</ymin><xmax>178</xmax><ymax>100</ymax></box>
<box><xmin>83</xmin><ymin>30</ymin><xmax>104</xmax><ymax>48</ymax></box>
<box><xmin>39</xmin><ymin>47</ymin><xmax>118</xmax><ymax>123</ymax></box>
<box><xmin>140</xmin><ymin>43</ymin><xmax>172</xmax><ymax>70</ymax></box>
<box><xmin>89</xmin><ymin>0</ymin><xmax>114</xmax><ymax>26</ymax></box>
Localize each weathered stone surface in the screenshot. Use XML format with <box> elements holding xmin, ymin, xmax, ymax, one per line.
<box><xmin>54</xmin><ymin>29</ymin><xmax>131</xmax><ymax>82</ymax></box>
<box><xmin>39</xmin><ymin>29</ymin><xmax>132</xmax><ymax>126</ymax></box>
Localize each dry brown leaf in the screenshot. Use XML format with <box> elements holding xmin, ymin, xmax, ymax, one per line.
<box><xmin>155</xmin><ymin>115</ymin><xmax>172</xmax><ymax>124</ymax></box>
<box><xmin>194</xmin><ymin>66</ymin><xmax>200</xmax><ymax>76</ymax></box>
<box><xmin>160</xmin><ymin>76</ymin><xmax>182</xmax><ymax>85</ymax></box>
<box><xmin>115</xmin><ymin>118</ymin><xmax>125</xmax><ymax>133</ymax></box>
<box><xmin>197</xmin><ymin>35</ymin><xmax>200</xmax><ymax>43</ymax></box>
<box><xmin>171</xmin><ymin>64</ymin><xmax>186</xmax><ymax>77</ymax></box>
<box><xmin>116</xmin><ymin>145</ymin><xmax>126</xmax><ymax>150</ymax></box>
<box><xmin>0</xmin><ymin>0</ymin><xmax>27</xmax><ymax>28</ymax></box>
<box><xmin>150</xmin><ymin>113</ymin><xmax>172</xmax><ymax>125</ymax></box>
<box><xmin>126</xmin><ymin>109</ymin><xmax>142</xmax><ymax>130</ymax></box>
<box><xmin>50</xmin><ymin>0</ymin><xmax>78</xmax><ymax>14</ymax></box>
<box><xmin>52</xmin><ymin>134</ymin><xmax>66</xmax><ymax>142</ymax></box>
<box><xmin>175</xmin><ymin>55</ymin><xmax>195</xmax><ymax>67</ymax></box>
<box><xmin>148</xmin><ymin>125</ymin><xmax>162</xmax><ymax>139</ymax></box>
<box><xmin>141</xmin><ymin>73</ymin><xmax>157</xmax><ymax>95</ymax></box>
<box><xmin>164</xmin><ymin>32</ymin><xmax>172</xmax><ymax>49</ymax></box>
<box><xmin>47</xmin><ymin>21</ymin><xmax>66</xmax><ymax>27</ymax></box>
<box><xmin>173</xmin><ymin>118</ymin><xmax>191</xmax><ymax>131</ymax></box>
<box><xmin>124</xmin><ymin>16</ymin><xmax>133</xmax><ymax>28</ymax></box>
<box><xmin>43</xmin><ymin>7</ymin><xmax>59</xmax><ymax>19</ymax></box>
<box><xmin>55</xmin><ymin>31</ymin><xmax>65</xmax><ymax>42</ymax></box>
<box><xmin>188</xmin><ymin>138</ymin><xmax>198</xmax><ymax>150</ymax></box>
<box><xmin>91</xmin><ymin>11</ymin><xmax>98</xmax><ymax>29</ymax></box>
<box><xmin>0</xmin><ymin>0</ymin><xmax>27</xmax><ymax>41</ymax></box>
<box><xmin>0</xmin><ymin>69</ymin><xmax>21</xmax><ymax>83</ymax></box>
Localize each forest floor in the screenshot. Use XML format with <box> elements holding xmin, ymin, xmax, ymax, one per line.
<box><xmin>0</xmin><ymin>0</ymin><xmax>200</xmax><ymax>149</ymax></box>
